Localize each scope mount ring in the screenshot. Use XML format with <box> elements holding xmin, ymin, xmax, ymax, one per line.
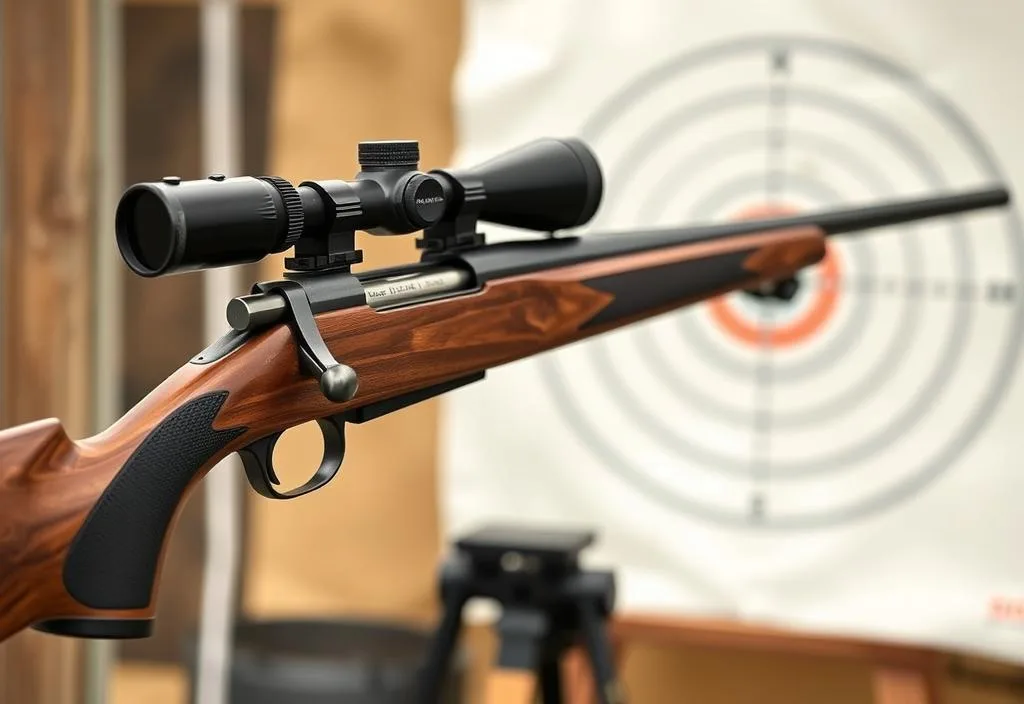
<box><xmin>237</xmin><ymin>415</ymin><xmax>348</xmax><ymax>500</ymax></box>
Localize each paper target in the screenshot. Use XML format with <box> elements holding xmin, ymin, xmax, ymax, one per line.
<box><xmin>538</xmin><ymin>36</ymin><xmax>1024</xmax><ymax>529</ymax></box>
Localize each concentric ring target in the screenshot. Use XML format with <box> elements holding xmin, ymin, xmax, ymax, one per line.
<box><xmin>537</xmin><ymin>36</ymin><xmax>1024</xmax><ymax>528</ymax></box>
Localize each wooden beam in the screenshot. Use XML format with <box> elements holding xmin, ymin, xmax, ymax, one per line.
<box><xmin>0</xmin><ymin>0</ymin><xmax>95</xmax><ymax>702</ymax></box>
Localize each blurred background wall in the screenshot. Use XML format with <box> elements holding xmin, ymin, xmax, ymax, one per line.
<box><xmin>2</xmin><ymin>2</ymin><xmax>1024</xmax><ymax>703</ymax></box>
<box><xmin>1</xmin><ymin>2</ymin><xmax>95</xmax><ymax>702</ymax></box>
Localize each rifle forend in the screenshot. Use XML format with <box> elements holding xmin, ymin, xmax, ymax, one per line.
<box><xmin>0</xmin><ymin>136</ymin><xmax>1010</xmax><ymax>643</ymax></box>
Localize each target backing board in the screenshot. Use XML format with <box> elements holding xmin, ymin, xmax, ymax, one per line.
<box><xmin>441</xmin><ymin>0</ymin><xmax>1024</xmax><ymax>662</ymax></box>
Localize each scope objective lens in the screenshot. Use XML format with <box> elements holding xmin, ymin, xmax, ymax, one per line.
<box><xmin>127</xmin><ymin>190</ymin><xmax>176</xmax><ymax>273</ymax></box>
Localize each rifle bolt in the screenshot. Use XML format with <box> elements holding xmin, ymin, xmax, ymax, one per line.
<box><xmin>227</xmin><ymin>293</ymin><xmax>285</xmax><ymax>331</ymax></box>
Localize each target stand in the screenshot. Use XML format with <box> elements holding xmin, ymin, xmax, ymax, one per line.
<box><xmin>417</xmin><ymin>527</ymin><xmax>625</xmax><ymax>704</ymax></box>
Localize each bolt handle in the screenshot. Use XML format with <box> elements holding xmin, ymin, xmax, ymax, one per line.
<box><xmin>255</xmin><ymin>280</ymin><xmax>359</xmax><ymax>403</ymax></box>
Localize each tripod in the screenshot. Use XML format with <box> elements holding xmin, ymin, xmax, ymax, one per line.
<box><xmin>418</xmin><ymin>526</ymin><xmax>625</xmax><ymax>703</ymax></box>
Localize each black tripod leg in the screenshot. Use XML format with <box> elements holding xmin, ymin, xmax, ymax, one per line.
<box><xmin>576</xmin><ymin>600</ymin><xmax>626</xmax><ymax>704</ymax></box>
<box><xmin>486</xmin><ymin>607</ymin><xmax>549</xmax><ymax>702</ymax></box>
<box><xmin>538</xmin><ymin>652</ymin><xmax>563</xmax><ymax>704</ymax></box>
<box><xmin>417</xmin><ymin>588</ymin><xmax>468</xmax><ymax>704</ymax></box>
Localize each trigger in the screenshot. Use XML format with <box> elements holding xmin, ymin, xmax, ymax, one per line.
<box><xmin>238</xmin><ymin>432</ymin><xmax>283</xmax><ymax>499</ymax></box>
<box><xmin>237</xmin><ymin>416</ymin><xmax>348</xmax><ymax>500</ymax></box>
<box><xmin>265</xmin><ymin>455</ymin><xmax>282</xmax><ymax>486</ymax></box>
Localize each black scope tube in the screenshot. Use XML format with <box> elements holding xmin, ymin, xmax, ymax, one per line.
<box><xmin>115</xmin><ymin>137</ymin><xmax>605</xmax><ymax>278</ymax></box>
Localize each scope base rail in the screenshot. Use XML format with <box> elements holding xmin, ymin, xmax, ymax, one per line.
<box><xmin>285</xmin><ymin>228</ymin><xmax>364</xmax><ymax>274</ymax></box>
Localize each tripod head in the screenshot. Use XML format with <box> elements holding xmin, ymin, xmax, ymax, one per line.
<box><xmin>445</xmin><ymin>526</ymin><xmax>614</xmax><ymax>616</ymax></box>
<box><xmin>115</xmin><ymin>137</ymin><xmax>603</xmax><ymax>277</ymax></box>
<box><xmin>426</xmin><ymin>526</ymin><xmax>622</xmax><ymax>704</ymax></box>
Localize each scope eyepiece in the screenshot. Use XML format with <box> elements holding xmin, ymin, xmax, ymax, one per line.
<box><xmin>116</xmin><ymin>137</ymin><xmax>605</xmax><ymax>277</ymax></box>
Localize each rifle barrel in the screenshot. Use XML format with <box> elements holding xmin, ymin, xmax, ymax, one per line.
<box><xmin>794</xmin><ymin>187</ymin><xmax>1008</xmax><ymax>235</ymax></box>
<box><xmin>460</xmin><ymin>186</ymin><xmax>1010</xmax><ymax>284</ymax></box>
<box><xmin>691</xmin><ymin>187</ymin><xmax>1010</xmax><ymax>239</ymax></box>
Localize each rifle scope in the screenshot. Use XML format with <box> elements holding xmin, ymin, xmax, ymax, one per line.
<box><xmin>115</xmin><ymin>137</ymin><xmax>603</xmax><ymax>277</ymax></box>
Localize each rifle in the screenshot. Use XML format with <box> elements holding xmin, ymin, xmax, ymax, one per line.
<box><xmin>0</xmin><ymin>137</ymin><xmax>1008</xmax><ymax>643</ymax></box>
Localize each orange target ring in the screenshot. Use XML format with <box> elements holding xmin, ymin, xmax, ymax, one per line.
<box><xmin>709</xmin><ymin>204</ymin><xmax>842</xmax><ymax>348</ymax></box>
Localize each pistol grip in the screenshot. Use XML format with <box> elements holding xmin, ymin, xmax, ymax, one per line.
<box><xmin>57</xmin><ymin>392</ymin><xmax>244</xmax><ymax>631</ymax></box>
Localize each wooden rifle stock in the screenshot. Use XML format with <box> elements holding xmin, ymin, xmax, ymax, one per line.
<box><xmin>0</xmin><ymin>225</ymin><xmax>824</xmax><ymax>642</ymax></box>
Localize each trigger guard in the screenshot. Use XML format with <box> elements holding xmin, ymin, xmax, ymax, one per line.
<box><xmin>238</xmin><ymin>416</ymin><xmax>347</xmax><ymax>500</ymax></box>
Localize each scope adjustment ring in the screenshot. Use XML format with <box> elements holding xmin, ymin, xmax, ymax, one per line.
<box><xmin>401</xmin><ymin>173</ymin><xmax>448</xmax><ymax>229</ymax></box>
<box><xmin>259</xmin><ymin>176</ymin><xmax>305</xmax><ymax>247</ymax></box>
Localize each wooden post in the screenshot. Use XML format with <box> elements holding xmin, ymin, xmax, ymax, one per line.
<box><xmin>0</xmin><ymin>0</ymin><xmax>95</xmax><ymax>702</ymax></box>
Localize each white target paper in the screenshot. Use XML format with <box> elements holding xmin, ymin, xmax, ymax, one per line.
<box><xmin>441</xmin><ymin>0</ymin><xmax>1024</xmax><ymax>662</ymax></box>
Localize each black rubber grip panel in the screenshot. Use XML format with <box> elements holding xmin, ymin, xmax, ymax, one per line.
<box><xmin>581</xmin><ymin>249</ymin><xmax>754</xmax><ymax>328</ymax></box>
<box><xmin>64</xmin><ymin>392</ymin><xmax>246</xmax><ymax>609</ymax></box>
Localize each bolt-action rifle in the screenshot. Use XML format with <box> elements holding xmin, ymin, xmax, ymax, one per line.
<box><xmin>0</xmin><ymin>137</ymin><xmax>1009</xmax><ymax>642</ymax></box>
